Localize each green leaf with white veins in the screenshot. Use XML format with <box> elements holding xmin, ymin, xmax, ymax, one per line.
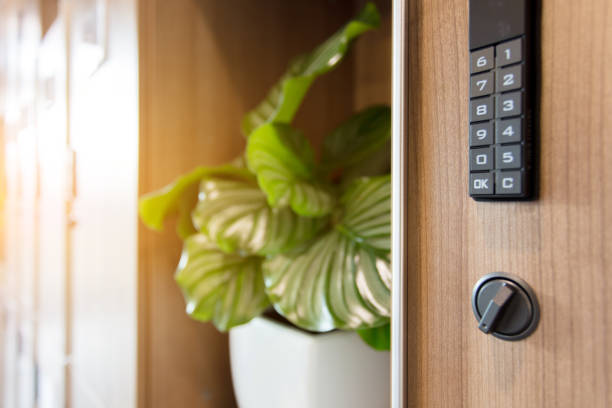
<box><xmin>241</xmin><ymin>3</ymin><xmax>380</xmax><ymax>137</ymax></box>
<box><xmin>192</xmin><ymin>175</ymin><xmax>327</xmax><ymax>256</ymax></box>
<box><xmin>138</xmin><ymin>164</ymin><xmax>252</xmax><ymax>234</ymax></box>
<box><xmin>263</xmin><ymin>175</ymin><xmax>391</xmax><ymax>331</ymax></box>
<box><xmin>175</xmin><ymin>233</ymin><xmax>269</xmax><ymax>331</ymax></box>
<box><xmin>247</xmin><ymin>123</ymin><xmax>335</xmax><ymax>217</ymax></box>
<box><xmin>321</xmin><ymin>106</ymin><xmax>391</xmax><ymax>175</ymax></box>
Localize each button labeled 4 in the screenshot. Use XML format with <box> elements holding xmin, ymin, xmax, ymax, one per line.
<box><xmin>496</xmin><ymin>118</ymin><xmax>522</xmax><ymax>143</ymax></box>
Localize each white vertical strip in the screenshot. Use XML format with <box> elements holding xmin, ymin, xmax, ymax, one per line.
<box><xmin>391</xmin><ymin>0</ymin><xmax>408</xmax><ymax>407</ymax></box>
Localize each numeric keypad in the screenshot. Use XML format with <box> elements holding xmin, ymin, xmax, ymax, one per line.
<box><xmin>468</xmin><ymin>36</ymin><xmax>531</xmax><ymax>198</ymax></box>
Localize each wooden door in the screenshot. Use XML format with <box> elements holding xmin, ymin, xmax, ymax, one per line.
<box><xmin>392</xmin><ymin>0</ymin><xmax>612</xmax><ymax>406</ymax></box>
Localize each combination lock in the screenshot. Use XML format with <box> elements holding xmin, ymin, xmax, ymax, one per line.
<box><xmin>468</xmin><ymin>0</ymin><xmax>537</xmax><ymax>200</ymax></box>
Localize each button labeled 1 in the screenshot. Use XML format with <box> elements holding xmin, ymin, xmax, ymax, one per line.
<box><xmin>496</xmin><ymin>38</ymin><xmax>522</xmax><ymax>67</ymax></box>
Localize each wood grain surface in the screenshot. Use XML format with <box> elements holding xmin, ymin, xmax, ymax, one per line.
<box><xmin>402</xmin><ymin>0</ymin><xmax>612</xmax><ymax>406</ymax></box>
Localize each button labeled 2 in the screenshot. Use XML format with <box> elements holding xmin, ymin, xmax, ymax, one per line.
<box><xmin>496</xmin><ymin>64</ymin><xmax>522</xmax><ymax>92</ymax></box>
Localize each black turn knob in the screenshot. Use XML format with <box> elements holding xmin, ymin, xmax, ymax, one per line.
<box><xmin>471</xmin><ymin>272</ymin><xmax>540</xmax><ymax>341</ymax></box>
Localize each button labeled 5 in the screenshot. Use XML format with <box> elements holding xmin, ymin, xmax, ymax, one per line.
<box><xmin>496</xmin><ymin>144</ymin><xmax>522</xmax><ymax>169</ymax></box>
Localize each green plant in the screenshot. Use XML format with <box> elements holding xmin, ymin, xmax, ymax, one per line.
<box><xmin>139</xmin><ymin>3</ymin><xmax>391</xmax><ymax>350</ymax></box>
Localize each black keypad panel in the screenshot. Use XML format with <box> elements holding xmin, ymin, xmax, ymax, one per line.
<box><xmin>468</xmin><ymin>35</ymin><xmax>534</xmax><ymax>199</ymax></box>
<box><xmin>469</xmin><ymin>0</ymin><xmax>536</xmax><ymax>200</ymax></box>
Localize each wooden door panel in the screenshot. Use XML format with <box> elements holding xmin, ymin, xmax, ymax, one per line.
<box><xmin>401</xmin><ymin>0</ymin><xmax>612</xmax><ymax>406</ymax></box>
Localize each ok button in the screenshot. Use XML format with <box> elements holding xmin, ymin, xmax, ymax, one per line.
<box><xmin>470</xmin><ymin>173</ymin><xmax>494</xmax><ymax>195</ymax></box>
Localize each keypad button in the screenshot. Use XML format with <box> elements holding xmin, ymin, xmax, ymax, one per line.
<box><xmin>470</xmin><ymin>47</ymin><xmax>494</xmax><ymax>73</ymax></box>
<box><xmin>496</xmin><ymin>38</ymin><xmax>522</xmax><ymax>67</ymax></box>
<box><xmin>496</xmin><ymin>64</ymin><xmax>523</xmax><ymax>92</ymax></box>
<box><xmin>495</xmin><ymin>144</ymin><xmax>522</xmax><ymax>169</ymax></box>
<box><xmin>496</xmin><ymin>91</ymin><xmax>522</xmax><ymax>118</ymax></box>
<box><xmin>470</xmin><ymin>71</ymin><xmax>494</xmax><ymax>98</ymax></box>
<box><xmin>470</xmin><ymin>97</ymin><xmax>494</xmax><ymax>122</ymax></box>
<box><xmin>496</xmin><ymin>118</ymin><xmax>522</xmax><ymax>143</ymax></box>
<box><xmin>495</xmin><ymin>171</ymin><xmax>522</xmax><ymax>195</ymax></box>
<box><xmin>470</xmin><ymin>122</ymin><xmax>493</xmax><ymax>146</ymax></box>
<box><xmin>470</xmin><ymin>146</ymin><xmax>494</xmax><ymax>171</ymax></box>
<box><xmin>470</xmin><ymin>172</ymin><xmax>494</xmax><ymax>195</ymax></box>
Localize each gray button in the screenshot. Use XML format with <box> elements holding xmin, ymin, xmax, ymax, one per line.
<box><xmin>470</xmin><ymin>122</ymin><xmax>493</xmax><ymax>146</ymax></box>
<box><xmin>470</xmin><ymin>172</ymin><xmax>494</xmax><ymax>195</ymax></box>
<box><xmin>495</xmin><ymin>144</ymin><xmax>522</xmax><ymax>169</ymax></box>
<box><xmin>471</xmin><ymin>71</ymin><xmax>494</xmax><ymax>97</ymax></box>
<box><xmin>496</xmin><ymin>92</ymin><xmax>522</xmax><ymax>118</ymax></box>
<box><xmin>470</xmin><ymin>97</ymin><xmax>494</xmax><ymax>122</ymax></box>
<box><xmin>496</xmin><ymin>38</ymin><xmax>522</xmax><ymax>67</ymax></box>
<box><xmin>470</xmin><ymin>147</ymin><xmax>494</xmax><ymax>171</ymax></box>
<box><xmin>495</xmin><ymin>118</ymin><xmax>522</xmax><ymax>143</ymax></box>
<box><xmin>495</xmin><ymin>171</ymin><xmax>522</xmax><ymax>195</ymax></box>
<box><xmin>496</xmin><ymin>64</ymin><xmax>523</xmax><ymax>92</ymax></box>
<box><xmin>471</xmin><ymin>47</ymin><xmax>494</xmax><ymax>73</ymax></box>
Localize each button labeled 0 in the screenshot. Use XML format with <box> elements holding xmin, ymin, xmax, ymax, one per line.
<box><xmin>470</xmin><ymin>147</ymin><xmax>494</xmax><ymax>171</ymax></box>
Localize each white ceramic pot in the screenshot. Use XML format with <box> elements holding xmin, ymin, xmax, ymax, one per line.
<box><xmin>230</xmin><ymin>316</ymin><xmax>390</xmax><ymax>408</ymax></box>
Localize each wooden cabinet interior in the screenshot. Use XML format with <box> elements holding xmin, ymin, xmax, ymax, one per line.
<box><xmin>137</xmin><ymin>1</ymin><xmax>390</xmax><ymax>406</ymax></box>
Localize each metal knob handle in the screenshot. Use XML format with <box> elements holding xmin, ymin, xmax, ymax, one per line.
<box><xmin>472</xmin><ymin>272</ymin><xmax>540</xmax><ymax>341</ymax></box>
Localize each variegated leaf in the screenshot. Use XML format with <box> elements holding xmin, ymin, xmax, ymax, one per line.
<box><xmin>247</xmin><ymin>123</ymin><xmax>335</xmax><ymax>217</ymax></box>
<box><xmin>241</xmin><ymin>3</ymin><xmax>380</xmax><ymax>137</ymax></box>
<box><xmin>263</xmin><ymin>175</ymin><xmax>391</xmax><ymax>331</ymax></box>
<box><xmin>192</xmin><ymin>176</ymin><xmax>327</xmax><ymax>256</ymax></box>
<box><xmin>176</xmin><ymin>233</ymin><xmax>269</xmax><ymax>331</ymax></box>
